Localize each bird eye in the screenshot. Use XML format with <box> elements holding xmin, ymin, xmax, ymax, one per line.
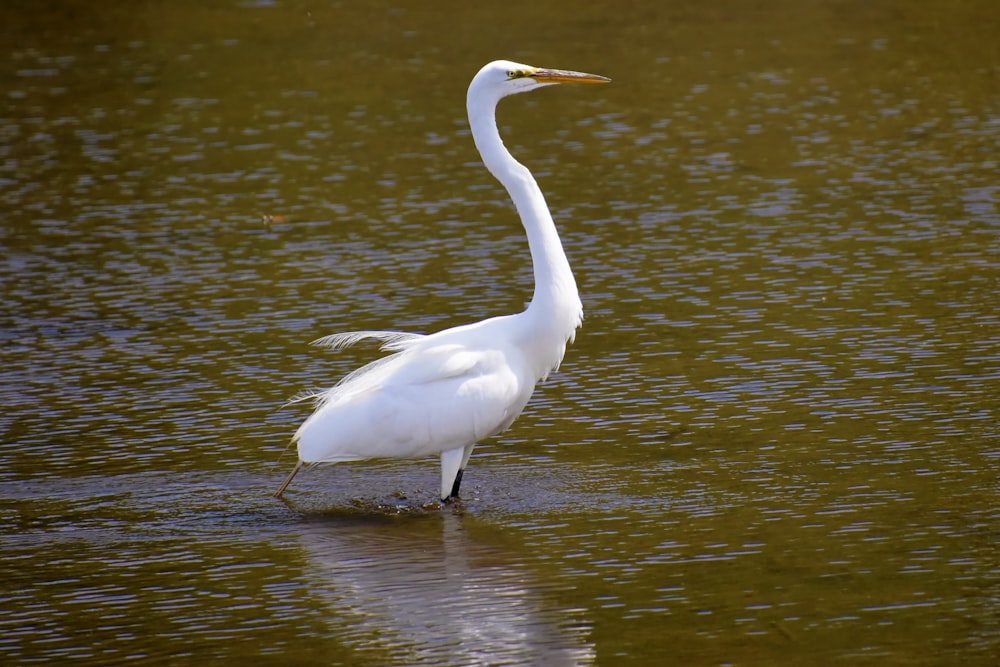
<box><xmin>506</xmin><ymin>70</ymin><xmax>516</xmax><ymax>78</ymax></box>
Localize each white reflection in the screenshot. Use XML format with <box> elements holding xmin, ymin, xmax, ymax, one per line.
<box><xmin>297</xmin><ymin>511</ymin><xmax>594</xmax><ymax>666</ymax></box>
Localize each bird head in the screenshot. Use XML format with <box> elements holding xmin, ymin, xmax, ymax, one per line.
<box><xmin>470</xmin><ymin>60</ymin><xmax>611</xmax><ymax>103</ymax></box>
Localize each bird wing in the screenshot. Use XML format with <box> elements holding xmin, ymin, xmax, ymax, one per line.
<box><xmin>294</xmin><ymin>342</ymin><xmax>531</xmax><ymax>463</ymax></box>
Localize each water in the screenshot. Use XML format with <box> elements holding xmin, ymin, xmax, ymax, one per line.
<box><xmin>2</xmin><ymin>0</ymin><xmax>998</xmax><ymax>664</ymax></box>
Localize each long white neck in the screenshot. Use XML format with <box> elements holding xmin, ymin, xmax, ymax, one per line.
<box><xmin>467</xmin><ymin>94</ymin><xmax>583</xmax><ymax>331</ymax></box>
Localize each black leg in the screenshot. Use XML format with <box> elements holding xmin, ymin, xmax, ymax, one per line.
<box><xmin>449</xmin><ymin>468</ymin><xmax>465</xmax><ymax>498</ymax></box>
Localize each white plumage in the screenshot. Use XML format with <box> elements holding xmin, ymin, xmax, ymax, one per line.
<box><xmin>275</xmin><ymin>60</ymin><xmax>610</xmax><ymax>501</ymax></box>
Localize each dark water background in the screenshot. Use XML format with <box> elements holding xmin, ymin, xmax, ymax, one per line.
<box><xmin>2</xmin><ymin>0</ymin><xmax>998</xmax><ymax>664</ymax></box>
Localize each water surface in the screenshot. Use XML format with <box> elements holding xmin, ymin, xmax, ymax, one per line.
<box><xmin>2</xmin><ymin>0</ymin><xmax>998</xmax><ymax>664</ymax></box>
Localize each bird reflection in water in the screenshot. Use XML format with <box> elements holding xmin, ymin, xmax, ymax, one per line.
<box><xmin>295</xmin><ymin>511</ymin><xmax>595</xmax><ymax>666</ymax></box>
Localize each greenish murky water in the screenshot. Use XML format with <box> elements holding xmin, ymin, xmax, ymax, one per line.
<box><xmin>2</xmin><ymin>1</ymin><xmax>997</xmax><ymax>664</ymax></box>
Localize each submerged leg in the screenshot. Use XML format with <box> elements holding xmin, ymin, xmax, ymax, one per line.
<box><xmin>274</xmin><ymin>460</ymin><xmax>303</xmax><ymax>498</ymax></box>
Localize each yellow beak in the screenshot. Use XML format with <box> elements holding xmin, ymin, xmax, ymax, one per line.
<box><xmin>531</xmin><ymin>68</ymin><xmax>611</xmax><ymax>85</ymax></box>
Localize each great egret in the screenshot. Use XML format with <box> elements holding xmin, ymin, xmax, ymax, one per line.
<box><xmin>275</xmin><ymin>60</ymin><xmax>610</xmax><ymax>501</ymax></box>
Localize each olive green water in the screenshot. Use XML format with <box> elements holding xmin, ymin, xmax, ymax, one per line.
<box><xmin>2</xmin><ymin>1</ymin><xmax>998</xmax><ymax>664</ymax></box>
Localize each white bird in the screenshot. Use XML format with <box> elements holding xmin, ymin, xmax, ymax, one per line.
<box><xmin>275</xmin><ymin>60</ymin><xmax>610</xmax><ymax>502</ymax></box>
